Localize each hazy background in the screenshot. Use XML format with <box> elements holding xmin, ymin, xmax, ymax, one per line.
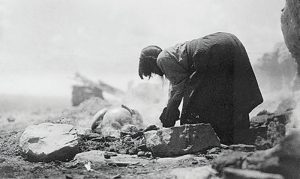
<box><xmin>0</xmin><ymin>0</ymin><xmax>285</xmax><ymax>99</ymax></box>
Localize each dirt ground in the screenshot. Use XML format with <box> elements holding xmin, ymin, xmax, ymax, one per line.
<box><xmin>0</xmin><ymin>128</ymin><xmax>214</xmax><ymax>178</ymax></box>
<box><xmin>0</xmin><ymin>96</ymin><xmax>293</xmax><ymax>178</ymax></box>
<box><xmin>0</xmin><ymin>98</ymin><xmax>215</xmax><ymax>179</ymax></box>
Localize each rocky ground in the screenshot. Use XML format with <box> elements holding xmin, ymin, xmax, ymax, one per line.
<box><xmin>0</xmin><ymin>97</ymin><xmax>298</xmax><ymax>179</ymax></box>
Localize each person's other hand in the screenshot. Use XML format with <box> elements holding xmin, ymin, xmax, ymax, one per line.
<box><xmin>159</xmin><ymin>107</ymin><xmax>179</xmax><ymax>128</ymax></box>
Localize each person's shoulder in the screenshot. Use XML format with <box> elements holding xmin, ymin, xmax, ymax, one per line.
<box><xmin>157</xmin><ymin>49</ymin><xmax>169</xmax><ymax>64</ymax></box>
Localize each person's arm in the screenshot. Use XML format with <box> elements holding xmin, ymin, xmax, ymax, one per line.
<box><xmin>160</xmin><ymin>81</ymin><xmax>185</xmax><ymax>127</ymax></box>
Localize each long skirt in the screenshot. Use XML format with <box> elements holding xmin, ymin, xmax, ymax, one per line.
<box><xmin>181</xmin><ymin>32</ymin><xmax>263</xmax><ymax>144</ymax></box>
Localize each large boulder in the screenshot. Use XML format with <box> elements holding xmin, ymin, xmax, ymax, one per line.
<box><xmin>19</xmin><ymin>123</ymin><xmax>80</xmax><ymax>162</ymax></box>
<box><xmin>281</xmin><ymin>0</ymin><xmax>300</xmax><ymax>63</ymax></box>
<box><xmin>144</xmin><ymin>123</ymin><xmax>220</xmax><ymax>157</ymax></box>
<box><xmin>281</xmin><ymin>0</ymin><xmax>300</xmax><ymax>88</ymax></box>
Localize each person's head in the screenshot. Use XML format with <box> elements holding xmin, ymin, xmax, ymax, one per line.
<box><xmin>139</xmin><ymin>45</ymin><xmax>163</xmax><ymax>79</ymax></box>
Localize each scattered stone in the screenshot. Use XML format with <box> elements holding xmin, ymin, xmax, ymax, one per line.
<box><xmin>207</xmin><ymin>147</ymin><xmax>221</xmax><ymax>154</ymax></box>
<box><xmin>120</xmin><ymin>124</ymin><xmax>139</xmax><ymax>136</ymax></box>
<box><xmin>223</xmin><ymin>168</ymin><xmax>283</xmax><ymax>179</ymax></box>
<box><xmin>19</xmin><ymin>123</ymin><xmax>80</xmax><ymax>162</ymax></box>
<box><xmin>144</xmin><ymin>151</ymin><xmax>152</xmax><ymax>158</ymax></box>
<box><xmin>128</xmin><ymin>148</ymin><xmax>138</xmax><ymax>155</ymax></box>
<box><xmin>250</xmin><ymin>111</ymin><xmax>290</xmax><ymax>149</ymax></box>
<box><xmin>191</xmin><ymin>160</ymin><xmax>198</xmax><ymax>165</ymax></box>
<box><xmin>205</xmin><ymin>154</ymin><xmax>219</xmax><ymax>160</ymax></box>
<box><xmin>144</xmin><ymin>124</ymin><xmax>220</xmax><ymax>157</ymax></box>
<box><xmin>137</xmin><ymin>151</ymin><xmax>145</xmax><ymax>157</ymax></box>
<box><xmin>214</xmin><ymin>130</ymin><xmax>300</xmax><ymax>179</ymax></box>
<box><xmin>229</xmin><ymin>144</ymin><xmax>256</xmax><ymax>152</ymax></box>
<box><xmin>169</xmin><ymin>166</ymin><xmax>217</xmax><ymax>179</ymax></box>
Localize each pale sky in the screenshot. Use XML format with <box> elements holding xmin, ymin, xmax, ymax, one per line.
<box><xmin>0</xmin><ymin>0</ymin><xmax>285</xmax><ymax>97</ymax></box>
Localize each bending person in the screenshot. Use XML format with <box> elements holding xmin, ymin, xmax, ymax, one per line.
<box><xmin>138</xmin><ymin>32</ymin><xmax>263</xmax><ymax>145</ymax></box>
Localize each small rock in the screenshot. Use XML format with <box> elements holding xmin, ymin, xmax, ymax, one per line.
<box><xmin>137</xmin><ymin>151</ymin><xmax>145</xmax><ymax>157</ymax></box>
<box><xmin>191</xmin><ymin>160</ymin><xmax>198</xmax><ymax>165</ymax></box>
<box><xmin>144</xmin><ymin>124</ymin><xmax>220</xmax><ymax>157</ymax></box>
<box><xmin>122</xmin><ymin>135</ymin><xmax>132</xmax><ymax>142</ymax></box>
<box><xmin>145</xmin><ymin>152</ymin><xmax>152</xmax><ymax>158</ymax></box>
<box><xmin>205</xmin><ymin>154</ymin><xmax>218</xmax><ymax>160</ymax></box>
<box><xmin>223</xmin><ymin>168</ymin><xmax>284</xmax><ymax>179</ymax></box>
<box><xmin>207</xmin><ymin>147</ymin><xmax>221</xmax><ymax>154</ymax></box>
<box><xmin>121</xmin><ymin>124</ymin><xmax>139</xmax><ymax>136</ymax></box>
<box><xmin>104</xmin><ymin>152</ymin><xmax>117</xmax><ymax>159</ymax></box>
<box><xmin>128</xmin><ymin>148</ymin><xmax>138</xmax><ymax>155</ymax></box>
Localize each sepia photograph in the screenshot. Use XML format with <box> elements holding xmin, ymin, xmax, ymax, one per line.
<box><xmin>0</xmin><ymin>0</ymin><xmax>299</xmax><ymax>178</ymax></box>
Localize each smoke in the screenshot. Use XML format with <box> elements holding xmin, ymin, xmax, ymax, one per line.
<box><xmin>252</xmin><ymin>42</ymin><xmax>300</xmax><ymax>132</ymax></box>
<box><xmin>121</xmin><ymin>76</ymin><xmax>169</xmax><ymax>127</ymax></box>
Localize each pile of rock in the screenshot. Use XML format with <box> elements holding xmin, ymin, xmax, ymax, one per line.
<box><xmin>212</xmin><ymin>129</ymin><xmax>300</xmax><ymax>179</ymax></box>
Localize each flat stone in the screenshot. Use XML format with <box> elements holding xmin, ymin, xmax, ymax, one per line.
<box><xmin>144</xmin><ymin>123</ymin><xmax>220</xmax><ymax>157</ymax></box>
<box><xmin>223</xmin><ymin>168</ymin><xmax>284</xmax><ymax>179</ymax></box>
<box><xmin>19</xmin><ymin>123</ymin><xmax>79</xmax><ymax>162</ymax></box>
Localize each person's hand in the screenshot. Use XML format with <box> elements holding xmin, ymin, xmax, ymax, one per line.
<box><xmin>159</xmin><ymin>107</ymin><xmax>180</xmax><ymax>128</ymax></box>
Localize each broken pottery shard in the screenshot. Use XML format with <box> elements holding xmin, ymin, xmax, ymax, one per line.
<box><xmin>144</xmin><ymin>123</ymin><xmax>220</xmax><ymax>157</ymax></box>
<box><xmin>223</xmin><ymin>168</ymin><xmax>283</xmax><ymax>179</ymax></box>
<box><xmin>19</xmin><ymin>123</ymin><xmax>79</xmax><ymax>162</ymax></box>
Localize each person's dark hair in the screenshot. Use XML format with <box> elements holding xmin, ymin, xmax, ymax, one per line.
<box><xmin>139</xmin><ymin>45</ymin><xmax>162</xmax><ymax>79</ymax></box>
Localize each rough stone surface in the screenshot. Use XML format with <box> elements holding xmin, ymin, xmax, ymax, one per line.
<box><xmin>19</xmin><ymin>123</ymin><xmax>79</xmax><ymax>162</ymax></box>
<box><xmin>281</xmin><ymin>0</ymin><xmax>300</xmax><ymax>62</ymax></box>
<box><xmin>144</xmin><ymin>124</ymin><xmax>220</xmax><ymax>157</ymax></box>
<box><xmin>281</xmin><ymin>0</ymin><xmax>300</xmax><ymax>88</ymax></box>
<box><xmin>223</xmin><ymin>168</ymin><xmax>283</xmax><ymax>179</ymax></box>
<box><xmin>249</xmin><ymin>111</ymin><xmax>291</xmax><ymax>149</ymax></box>
<box><xmin>169</xmin><ymin>166</ymin><xmax>217</xmax><ymax>179</ymax></box>
<box><xmin>213</xmin><ymin>130</ymin><xmax>300</xmax><ymax>179</ymax></box>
